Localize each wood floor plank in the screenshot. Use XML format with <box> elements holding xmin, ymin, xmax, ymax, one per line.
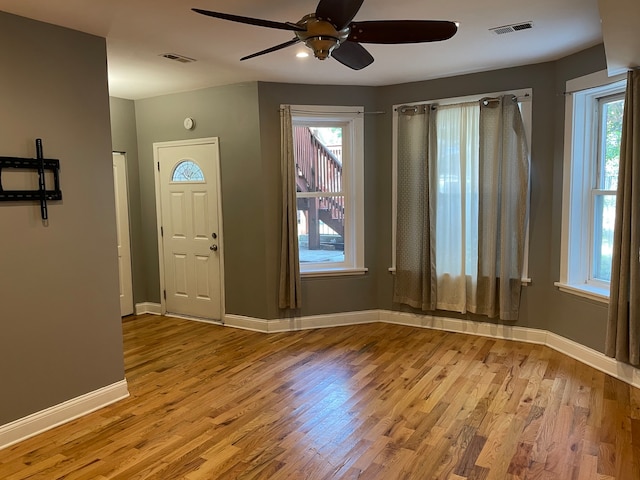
<box><xmin>0</xmin><ymin>314</ymin><xmax>638</xmax><ymax>479</ymax></box>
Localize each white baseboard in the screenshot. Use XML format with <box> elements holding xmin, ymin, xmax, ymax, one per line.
<box><xmin>165</xmin><ymin>313</ymin><xmax>223</xmax><ymax>326</ymax></box>
<box><xmin>544</xmin><ymin>331</ymin><xmax>640</xmax><ymax>389</ymax></box>
<box><xmin>0</xmin><ymin>380</ymin><xmax>129</xmax><ymax>451</ymax></box>
<box><xmin>379</xmin><ymin>310</ymin><xmax>640</xmax><ymax>390</ymax></box>
<box><xmin>380</xmin><ymin>310</ymin><xmax>549</xmax><ymax>345</ymax></box>
<box><xmin>221</xmin><ymin>309</ymin><xmax>638</xmax><ymax>390</ymax></box>
<box><xmin>140</xmin><ymin>305</ymin><xmax>640</xmax><ymax>390</ymax></box>
<box><xmin>135</xmin><ymin>302</ymin><xmax>161</xmax><ymax>315</ymax></box>
<box><xmin>224</xmin><ymin>310</ymin><xmax>379</xmax><ymax>333</ymax></box>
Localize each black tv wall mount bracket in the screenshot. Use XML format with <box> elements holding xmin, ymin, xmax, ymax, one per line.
<box><xmin>0</xmin><ymin>139</ymin><xmax>62</xmax><ymax>220</ymax></box>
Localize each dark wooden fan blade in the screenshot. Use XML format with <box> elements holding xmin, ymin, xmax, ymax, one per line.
<box><xmin>331</xmin><ymin>41</ymin><xmax>374</xmax><ymax>70</ymax></box>
<box><xmin>240</xmin><ymin>38</ymin><xmax>301</xmax><ymax>61</ymax></box>
<box><xmin>348</xmin><ymin>20</ymin><xmax>458</xmax><ymax>44</ymax></box>
<box><xmin>315</xmin><ymin>0</ymin><xmax>364</xmax><ymax>30</ymax></box>
<box><xmin>192</xmin><ymin>8</ymin><xmax>304</xmax><ymax>32</ymax></box>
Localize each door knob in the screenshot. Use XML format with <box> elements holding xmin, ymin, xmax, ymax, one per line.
<box><xmin>210</xmin><ymin>244</ymin><xmax>218</xmax><ymax>251</ymax></box>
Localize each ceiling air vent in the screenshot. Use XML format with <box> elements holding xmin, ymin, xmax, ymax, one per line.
<box><xmin>489</xmin><ymin>21</ymin><xmax>533</xmax><ymax>35</ymax></box>
<box><xmin>160</xmin><ymin>53</ymin><xmax>196</xmax><ymax>63</ymax></box>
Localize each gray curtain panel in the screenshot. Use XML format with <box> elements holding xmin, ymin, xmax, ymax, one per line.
<box><xmin>393</xmin><ymin>105</ymin><xmax>437</xmax><ymax>310</ymax></box>
<box><xmin>606</xmin><ymin>70</ymin><xmax>640</xmax><ymax>366</ymax></box>
<box><xmin>476</xmin><ymin>96</ymin><xmax>530</xmax><ymax>320</ymax></box>
<box><xmin>278</xmin><ymin>105</ymin><xmax>302</xmax><ymax>309</ymax></box>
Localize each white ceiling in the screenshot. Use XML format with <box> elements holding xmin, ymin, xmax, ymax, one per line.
<box><xmin>0</xmin><ymin>0</ymin><xmax>604</xmax><ymax>100</ymax></box>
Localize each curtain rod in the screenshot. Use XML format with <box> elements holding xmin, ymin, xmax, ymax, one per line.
<box><xmin>280</xmin><ymin>107</ymin><xmax>385</xmax><ymax>115</ymax></box>
<box><xmin>481</xmin><ymin>95</ymin><xmax>516</xmax><ymax>105</ymax></box>
<box><xmin>397</xmin><ymin>104</ymin><xmax>430</xmax><ymax>114</ymax></box>
<box><xmin>396</xmin><ymin>93</ymin><xmax>531</xmax><ymax>114</ymax></box>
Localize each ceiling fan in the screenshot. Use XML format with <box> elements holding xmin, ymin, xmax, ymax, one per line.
<box><xmin>193</xmin><ymin>0</ymin><xmax>458</xmax><ymax>70</ymax></box>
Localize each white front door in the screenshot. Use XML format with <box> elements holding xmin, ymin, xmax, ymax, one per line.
<box><xmin>155</xmin><ymin>138</ymin><xmax>223</xmax><ymax>321</ymax></box>
<box><xmin>113</xmin><ymin>152</ymin><xmax>134</xmax><ymax>316</ymax></box>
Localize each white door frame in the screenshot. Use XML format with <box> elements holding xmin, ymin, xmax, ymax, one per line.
<box><xmin>113</xmin><ymin>152</ymin><xmax>134</xmax><ymax>316</ymax></box>
<box><xmin>153</xmin><ymin>137</ymin><xmax>225</xmax><ymax>322</ymax></box>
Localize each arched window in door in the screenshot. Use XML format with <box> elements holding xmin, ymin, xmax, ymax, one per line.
<box><xmin>172</xmin><ymin>160</ymin><xmax>204</xmax><ymax>182</ymax></box>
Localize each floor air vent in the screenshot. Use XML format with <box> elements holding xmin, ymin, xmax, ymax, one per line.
<box><xmin>489</xmin><ymin>21</ymin><xmax>533</xmax><ymax>35</ymax></box>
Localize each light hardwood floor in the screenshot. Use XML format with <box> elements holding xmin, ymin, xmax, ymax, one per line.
<box><xmin>1</xmin><ymin>314</ymin><xmax>639</xmax><ymax>479</ymax></box>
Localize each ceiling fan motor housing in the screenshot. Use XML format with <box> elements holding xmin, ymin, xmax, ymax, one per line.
<box><xmin>296</xmin><ymin>14</ymin><xmax>349</xmax><ymax>59</ymax></box>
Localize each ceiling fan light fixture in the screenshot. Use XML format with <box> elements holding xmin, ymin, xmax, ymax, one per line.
<box><xmin>294</xmin><ymin>14</ymin><xmax>349</xmax><ymax>60</ymax></box>
<box><xmin>304</xmin><ymin>36</ymin><xmax>340</xmax><ymax>59</ymax></box>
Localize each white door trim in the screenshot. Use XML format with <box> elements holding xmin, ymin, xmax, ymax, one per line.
<box><xmin>113</xmin><ymin>152</ymin><xmax>134</xmax><ymax>316</ymax></box>
<box><xmin>153</xmin><ymin>137</ymin><xmax>225</xmax><ymax>322</ymax></box>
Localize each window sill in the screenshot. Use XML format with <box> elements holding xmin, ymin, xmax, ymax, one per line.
<box><xmin>302</xmin><ymin>267</ymin><xmax>368</xmax><ymax>278</ymax></box>
<box><xmin>554</xmin><ymin>282</ymin><xmax>609</xmax><ymax>304</ymax></box>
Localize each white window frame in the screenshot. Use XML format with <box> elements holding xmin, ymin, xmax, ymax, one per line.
<box><xmin>289</xmin><ymin>105</ymin><xmax>366</xmax><ymax>277</ymax></box>
<box><xmin>390</xmin><ymin>88</ymin><xmax>533</xmax><ymax>284</ymax></box>
<box><xmin>556</xmin><ymin>70</ymin><xmax>626</xmax><ymax>303</ymax></box>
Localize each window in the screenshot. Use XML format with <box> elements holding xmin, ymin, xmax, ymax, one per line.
<box><xmin>391</xmin><ymin>89</ymin><xmax>533</xmax><ymax>281</ymax></box>
<box><xmin>592</xmin><ymin>94</ymin><xmax>624</xmax><ymax>282</ymax></box>
<box><xmin>557</xmin><ymin>71</ymin><xmax>626</xmax><ymax>302</ymax></box>
<box><xmin>392</xmin><ymin>91</ymin><xmax>532</xmax><ymax>318</ymax></box>
<box><xmin>172</xmin><ymin>160</ymin><xmax>204</xmax><ymax>182</ymax></box>
<box><xmin>290</xmin><ymin>105</ymin><xmax>365</xmax><ymax>276</ymax></box>
<box><xmin>433</xmin><ymin>102</ymin><xmax>480</xmax><ymax>290</ymax></box>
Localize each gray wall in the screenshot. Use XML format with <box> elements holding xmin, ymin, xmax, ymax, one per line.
<box><xmin>117</xmin><ymin>46</ymin><xmax>610</xmax><ymax>352</ymax></box>
<box><xmin>110</xmin><ymin>97</ymin><xmax>145</xmax><ymax>305</ymax></box>
<box><xmin>257</xmin><ymin>83</ymin><xmax>379</xmax><ymax>319</ymax></box>
<box><xmin>0</xmin><ymin>12</ymin><xmax>125</xmax><ymax>424</ymax></box>
<box><xmin>546</xmin><ymin>46</ymin><xmax>611</xmax><ymax>350</ymax></box>
<box><xmin>133</xmin><ymin>83</ymin><xmax>267</xmax><ymax>318</ymax></box>
<box><xmin>373</xmin><ymin>45</ymin><xmax>609</xmax><ymax>351</ymax></box>
<box><xmin>126</xmin><ymin>81</ymin><xmax>379</xmax><ymax>320</ymax></box>
<box><xmin>374</xmin><ymin>61</ymin><xmax>558</xmax><ymax>333</ymax></box>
